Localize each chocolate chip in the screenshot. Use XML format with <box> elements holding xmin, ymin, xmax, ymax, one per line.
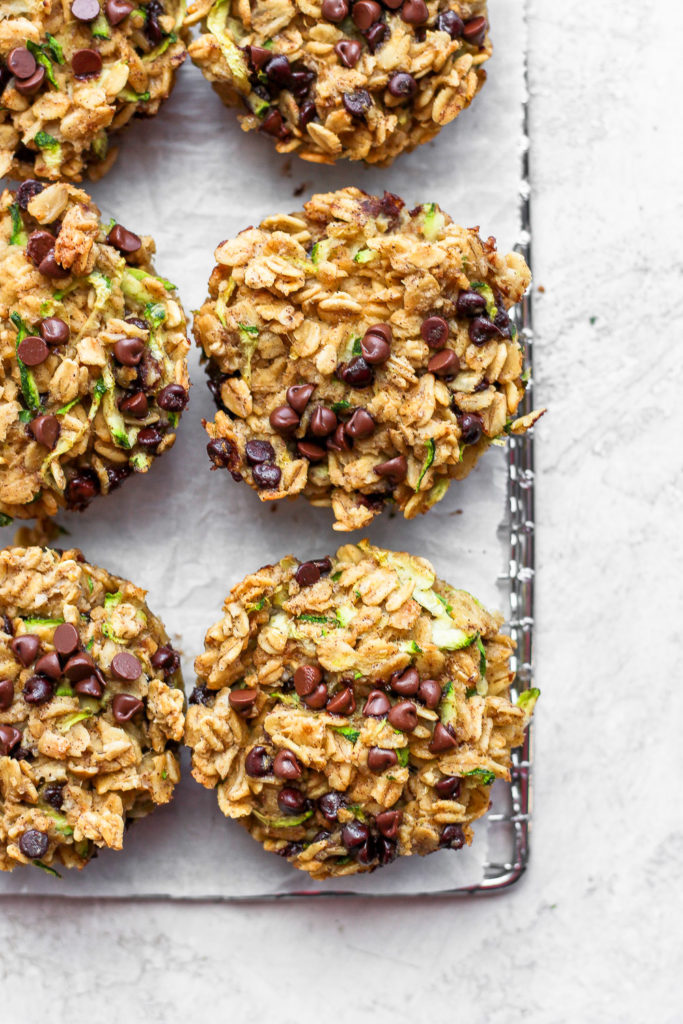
<box><xmin>299</xmin><ymin>101</ymin><xmax>317</xmax><ymax>127</ymax></box>
<box><xmin>15</xmin><ymin>65</ymin><xmax>45</xmax><ymax>96</ymax></box>
<box><xmin>364</xmin><ymin>22</ymin><xmax>387</xmax><ymax>52</ymax></box>
<box><xmin>65</xmin><ymin>471</ymin><xmax>99</xmax><ymax>509</ymax></box>
<box><xmin>0</xmin><ymin>679</ymin><xmax>14</xmax><ymax>710</ymax></box>
<box><xmin>440</xmin><ymin>823</ymin><xmax>465</xmax><ymax>849</ymax></box>
<box><xmin>151</xmin><ymin>645</ymin><xmax>180</xmax><ymax>675</ymax></box>
<box><xmin>125</xmin><ymin>316</ymin><xmax>148</xmax><ymax>331</ymax></box>
<box><xmin>342</xmin><ymin>820</ymin><xmax>369</xmax><ymax>849</ymax></box>
<box><xmin>39</xmin><ymin>317</ymin><xmax>69</xmax><ymax>346</ymax></box>
<box><xmin>318</xmin><ymin>791</ymin><xmax>344</xmax><ymax>823</ymax></box>
<box><xmin>417</xmin><ymin>679</ymin><xmax>442</xmax><ymax>709</ymax></box>
<box><xmin>456</xmin><ymin>290</ymin><xmax>488</xmax><ymax>317</ymax></box>
<box><xmin>246</xmin><ymin>45</ymin><xmax>271</xmax><ymax>71</ymax></box>
<box><xmin>269</xmin><ymin>405</ymin><xmax>300</xmax><ymax>435</ymax></box>
<box><xmin>459</xmin><ymin>412</ymin><xmax>483</xmax><ymax>445</ymax></box>
<box><xmin>388</xmin><ymin>72</ymin><xmax>417</xmax><ymax>99</ymax></box>
<box><xmin>53</xmin><ymin>623</ymin><xmax>79</xmax><ymax>657</ymax></box>
<box><xmin>295</xmin><ymin>561</ymin><xmax>320</xmax><ymax>587</ymax></box>
<box><xmin>278</xmin><ymin>787</ymin><xmax>306</xmax><ymax>814</ymax></box>
<box><xmin>11</xmin><ymin>635</ymin><xmax>40</xmax><ymax>666</ymax></box>
<box><xmin>245</xmin><ymin>439</ymin><xmax>275</xmax><ymax>464</ymax></box>
<box><xmin>19</xmin><ymin>829</ymin><xmax>48</xmax><ymax>859</ymax></box>
<box><xmin>400</xmin><ymin>0</ymin><xmax>427</xmax><ymax>22</ymax></box>
<box><xmin>469</xmin><ymin>316</ymin><xmax>502</xmax><ymax>345</ymax></box>
<box><xmin>42</xmin><ymin>782</ymin><xmax>65</xmax><ymax>810</ymax></box>
<box><xmin>157</xmin><ymin>384</ymin><xmax>188</xmax><ymax>412</ymax></box>
<box><xmin>387</xmin><ymin>699</ymin><xmax>418</xmax><ymax>732</ymax></box>
<box><xmin>367</xmin><ymin>747</ymin><xmax>398</xmax><ymax>772</ymax></box>
<box><xmin>322</xmin><ymin>0</ymin><xmax>348</xmax><ymax>20</ymax></box>
<box><xmin>428</xmin><ymin>721</ymin><xmax>457</xmax><ymax>753</ymax></box>
<box><xmin>71</xmin><ymin>0</ymin><xmax>101</xmax><ymax>20</ymax></box>
<box><xmin>296</xmin><ymin>440</ymin><xmax>326</xmax><ymax>462</ymax></box>
<box><xmin>229</xmin><ymin>687</ymin><xmax>258</xmax><ymax>714</ymax></box>
<box><xmin>335</xmin><ymin>40</ymin><xmax>361</xmax><ymax>67</ymax></box>
<box><xmin>260</xmin><ymin>110</ymin><xmax>288</xmax><ymax>139</ymax></box>
<box><xmin>245</xmin><ymin>745</ymin><xmax>271</xmax><ymax>777</ymax></box>
<box><xmin>137</xmin><ymin>427</ymin><xmax>164</xmax><ymax>451</ymax></box>
<box><xmin>35</xmin><ymin>652</ymin><xmax>61</xmax><ymax>680</ymax></box>
<box><xmin>360</xmin><ymin>331</ymin><xmax>391</xmax><ymax>365</ymax></box>
<box><xmin>389</xmin><ymin>668</ymin><xmax>418</xmax><ymax>697</ymax></box>
<box><xmin>265</xmin><ymin>54</ymin><xmax>292</xmax><ymax>87</ymax></box>
<box><xmin>107</xmin><ymin>223</ymin><xmax>141</xmax><ymax>254</ymax></box>
<box><xmin>435</xmin><ymin>775</ymin><xmax>461</xmax><ymax>799</ymax></box>
<box><xmin>23</xmin><ymin>675</ymin><xmax>54</xmax><ymax>705</ymax></box>
<box><xmin>273</xmin><ymin>749</ymin><xmax>302</xmax><ymax>780</ymax></box>
<box><xmin>28</xmin><ymin>414</ymin><xmax>59</xmax><ymax>450</ymax></box>
<box><xmin>112</xmin><ymin>693</ymin><xmax>144</xmax><ymax>723</ymax></box>
<box><xmin>375</xmin><ymin>834</ymin><xmax>397</xmax><ymax>866</ymax></box>
<box><xmin>143</xmin><ymin>0</ymin><xmax>164</xmax><ymax>43</ymax></box>
<box><xmin>72</xmin><ymin>48</ymin><xmax>102</xmax><ymax>78</ymax></box>
<box><xmin>310</xmin><ymin>406</ymin><xmax>337</xmax><ymax>437</ymax></box>
<box><xmin>18</xmin><ymin>336</ymin><xmax>49</xmax><ymax>367</ymax></box>
<box><xmin>112</xmin><ymin>337</ymin><xmax>144</xmax><ymax>367</ymax></box>
<box><xmin>376</xmin><ymin>809</ymin><xmax>401</xmax><ymax>839</ymax></box>
<box><xmin>252</xmin><ymin>463</ymin><xmax>281</xmax><ymax>489</ymax></box>
<box><xmin>111</xmin><ymin>652</ymin><xmax>142</xmax><ymax>681</ymax></box>
<box><xmin>463</xmin><ymin>15</ymin><xmax>487</xmax><ymax>46</ymax></box>
<box><xmin>342</xmin><ymin>90</ymin><xmax>372</xmax><ymax>120</ymax></box>
<box><xmin>421</xmin><ymin>315</ymin><xmax>449</xmax><ymax>349</ymax></box>
<box><xmin>105</xmin><ymin>0</ymin><xmax>134</xmax><ymax>23</ymax></box>
<box><xmin>294</xmin><ymin>664</ymin><xmax>322</xmax><ymax>697</ymax></box>
<box><xmin>0</xmin><ymin>725</ymin><xmax>22</xmax><ymax>755</ymax></box>
<box><xmin>345</xmin><ymin>408</ymin><xmax>375</xmax><ymax>439</ymax></box>
<box><xmin>16</xmin><ymin>180</ymin><xmax>44</xmax><ymax>210</ymax></box>
<box><xmin>340</xmin><ymin>356</ymin><xmax>374</xmax><ymax>387</ymax></box>
<box><xmin>363</xmin><ymin>689</ymin><xmax>390</xmax><ymax>717</ymax></box>
<box><xmin>327</xmin><ymin>423</ymin><xmax>352</xmax><ymax>452</ymax></box>
<box><xmin>374</xmin><ymin>455</ymin><xmax>407</xmax><ymax>482</ymax></box>
<box><xmin>188</xmin><ymin>684</ymin><xmax>212</xmax><ymax>706</ymax></box>
<box><xmin>64</xmin><ymin>651</ymin><xmax>95</xmax><ymax>681</ymax></box>
<box><xmin>314</xmin><ymin>557</ymin><xmax>332</xmax><ymax>575</ymax></box>
<box><xmin>74</xmin><ymin>675</ymin><xmax>104</xmax><ymax>698</ymax></box>
<box><xmin>27</xmin><ymin>230</ymin><xmax>56</xmax><ymax>267</ymax></box>
<box><xmin>428</xmin><ymin>349</ymin><xmax>460</xmax><ymax>378</ymax></box>
<box><xmin>436</xmin><ymin>10</ymin><xmax>464</xmax><ymax>37</ymax></box>
<box><xmin>326</xmin><ymin>686</ymin><xmax>356</xmax><ymax>715</ymax></box>
<box><xmin>352</xmin><ymin>0</ymin><xmax>381</xmax><ymax>30</ymax></box>
<box><xmin>119</xmin><ymin>391</ymin><xmax>148</xmax><ymax>418</ymax></box>
<box><xmin>38</xmin><ymin>250</ymin><xmax>70</xmax><ymax>279</ymax></box>
<box><xmin>7</xmin><ymin>47</ymin><xmax>36</xmax><ymax>80</ymax></box>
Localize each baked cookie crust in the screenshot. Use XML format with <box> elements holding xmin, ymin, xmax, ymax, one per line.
<box><xmin>185</xmin><ymin>540</ymin><xmax>538</xmax><ymax>880</ymax></box>
<box><xmin>0</xmin><ymin>181</ymin><xmax>190</xmax><ymax>523</ymax></box>
<box><xmin>196</xmin><ymin>186</ymin><xmax>541</xmax><ymax>532</ymax></box>
<box><xmin>0</xmin><ymin>546</ymin><xmax>184</xmax><ymax>873</ymax></box>
<box><xmin>0</xmin><ymin>0</ymin><xmax>187</xmax><ymax>182</ymax></box>
<box><xmin>185</xmin><ymin>0</ymin><xmax>490</xmax><ymax>165</ymax></box>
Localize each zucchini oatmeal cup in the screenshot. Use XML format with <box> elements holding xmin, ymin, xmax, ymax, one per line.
<box><xmin>196</xmin><ymin>186</ymin><xmax>543</xmax><ymax>532</ymax></box>
<box><xmin>0</xmin><ymin>181</ymin><xmax>191</xmax><ymax>524</ymax></box>
<box><xmin>185</xmin><ymin>0</ymin><xmax>491</xmax><ymax>165</ymax></box>
<box><xmin>185</xmin><ymin>541</ymin><xmax>538</xmax><ymax>880</ymax></box>
<box><xmin>0</xmin><ymin>0</ymin><xmax>188</xmax><ymax>182</ymax></box>
<box><xmin>0</xmin><ymin>546</ymin><xmax>185</xmax><ymax>874</ymax></box>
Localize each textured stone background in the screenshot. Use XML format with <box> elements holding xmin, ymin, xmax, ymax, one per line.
<box><xmin>1</xmin><ymin>1</ymin><xmax>680</xmax><ymax>1019</ymax></box>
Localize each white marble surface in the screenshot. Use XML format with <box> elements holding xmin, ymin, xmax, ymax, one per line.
<box><xmin>1</xmin><ymin>0</ymin><xmax>681</xmax><ymax>1019</ymax></box>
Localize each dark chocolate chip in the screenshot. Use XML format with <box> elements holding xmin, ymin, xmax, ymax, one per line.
<box><xmin>428</xmin><ymin>721</ymin><xmax>458</xmax><ymax>753</ymax></box>
<box><xmin>53</xmin><ymin>623</ymin><xmax>79</xmax><ymax>657</ymax></box>
<box><xmin>303</xmin><ymin>683</ymin><xmax>328</xmax><ymax>709</ymax></box>
<box><xmin>387</xmin><ymin>72</ymin><xmax>417</xmax><ymax>99</ymax></box>
<box><xmin>436</xmin><ymin>10</ymin><xmax>464</xmax><ymax>38</ymax></box>
<box><xmin>389</xmin><ymin>667</ymin><xmax>419</xmax><ymax>696</ymax></box>
<box><xmin>322</xmin><ymin>0</ymin><xmax>348</xmax><ymax>20</ymax></box>
<box><xmin>345</xmin><ymin>408</ymin><xmax>375</xmax><ymax>439</ymax></box>
<box><xmin>352</xmin><ymin>0</ymin><xmax>381</xmax><ymax>30</ymax></box>
<box><xmin>421</xmin><ymin>315</ymin><xmax>449</xmax><ymax>349</ymax></box>
<box><xmin>188</xmin><ymin>684</ymin><xmax>212</xmax><ymax>706</ymax></box>
<box><xmin>428</xmin><ymin>349</ymin><xmax>460</xmax><ymax>377</ymax></box>
<box><xmin>64</xmin><ymin>651</ymin><xmax>95</xmax><ymax>681</ymax></box>
<box><xmin>0</xmin><ymin>679</ymin><xmax>14</xmax><ymax>710</ymax></box>
<box><xmin>340</xmin><ymin>356</ymin><xmax>374</xmax><ymax>387</ymax></box>
<box><xmin>156</xmin><ymin>384</ymin><xmax>188</xmax><ymax>412</ymax></box>
<box><xmin>105</xmin><ymin>0</ymin><xmax>134</xmax><ymax>24</ymax></box>
<box><xmin>245</xmin><ymin>439</ymin><xmax>275</xmax><ymax>464</ymax></box>
<box><xmin>19</xmin><ymin>829</ymin><xmax>48</xmax><ymax>859</ymax></box>
<box><xmin>246</xmin><ymin>45</ymin><xmax>271</xmax><ymax>71</ymax></box>
<box><xmin>7</xmin><ymin>47</ymin><xmax>37</xmax><ymax>80</ymax></box>
<box><xmin>342</xmin><ymin>90</ymin><xmax>372</xmax><ymax>120</ymax></box>
<box><xmin>260</xmin><ymin>110</ymin><xmax>288</xmax><ymax>139</ymax></box>
<box><xmin>462</xmin><ymin>15</ymin><xmax>487</xmax><ymax>46</ymax></box>
<box><xmin>364</xmin><ymin>22</ymin><xmax>387</xmax><ymax>52</ymax></box>
<box><xmin>136</xmin><ymin>427</ymin><xmax>165</xmax><ymax>451</ymax></box>
<box><xmin>27</xmin><ymin>230</ymin><xmax>56</xmax><ymax>267</ymax></box>
<box><xmin>367</xmin><ymin>746</ymin><xmax>398</xmax><ymax>772</ymax></box>
<box><xmin>35</xmin><ymin>652</ymin><xmax>61</xmax><ymax>680</ymax></box>
<box><xmin>335</xmin><ymin>40</ymin><xmax>361</xmax><ymax>68</ymax></box>
<box><xmin>265</xmin><ymin>54</ymin><xmax>292</xmax><ymax>88</ymax></box>
<box><xmin>363</xmin><ymin>689</ymin><xmax>390</xmax><ymax>717</ymax></box>
<box><xmin>151</xmin><ymin>645</ymin><xmax>180</xmax><ymax>674</ymax></box>
<box><xmin>310</xmin><ymin>406</ymin><xmax>337</xmax><ymax>437</ymax></box>
<box><xmin>119</xmin><ymin>391</ymin><xmax>148</xmax><ymax>418</ymax></box>
<box><xmin>39</xmin><ymin>249</ymin><xmax>70</xmax><ymax>278</ymax></box>
<box><xmin>296</xmin><ymin>440</ymin><xmax>326</xmax><ymax>462</ymax></box>
<box><xmin>16</xmin><ymin>180</ymin><xmax>44</xmax><ymax>210</ymax></box>
<box><xmin>469</xmin><ymin>316</ymin><xmax>502</xmax><ymax>345</ymax></box>
<box><xmin>360</xmin><ymin>331</ymin><xmax>391</xmax><ymax>365</ymax></box>
<box><xmin>417</xmin><ymin>678</ymin><xmax>442</xmax><ymax>709</ymax></box>
<box><xmin>299</xmin><ymin>101</ymin><xmax>317</xmax><ymax>127</ymax></box>
<box><xmin>293</xmin><ymin>664</ymin><xmax>322</xmax><ymax>697</ymax></box>
<box><xmin>314</xmin><ymin>557</ymin><xmax>332</xmax><ymax>575</ymax></box>
<box><xmin>400</xmin><ymin>0</ymin><xmax>427</xmax><ymax>23</ymax></box>
<box><xmin>341</xmin><ymin>820</ymin><xmax>369</xmax><ymax>849</ymax></box>
<box><xmin>245</xmin><ymin>745</ymin><xmax>271</xmax><ymax>777</ymax></box>
<box><xmin>295</xmin><ymin>561</ymin><xmax>321</xmax><ymax>587</ymax></box>
<box><xmin>456</xmin><ymin>290</ymin><xmax>487</xmax><ymax>317</ymax></box>
<box><xmin>111</xmin><ymin>652</ymin><xmax>142</xmax><ymax>681</ymax></box>
<box><xmin>326</xmin><ymin>686</ymin><xmax>356</xmax><ymax>715</ymax></box>
<box><xmin>112</xmin><ymin>693</ymin><xmax>144</xmax><ymax>723</ymax></box>
<box><xmin>107</xmin><ymin>223</ymin><xmax>141</xmax><ymax>254</ymax></box>
<box><xmin>17</xmin><ymin>335</ymin><xmax>49</xmax><ymax>368</ymax></box>
<box><xmin>374</xmin><ymin>454</ymin><xmax>407</xmax><ymax>482</ymax></box>
<box><xmin>29</xmin><ymin>414</ymin><xmax>60</xmax><ymax>450</ymax></box>
<box><xmin>327</xmin><ymin>423</ymin><xmax>352</xmax><ymax>452</ymax></box>
<box><xmin>71</xmin><ymin>0</ymin><xmax>101</xmax><ymax>20</ymax></box>
<box><xmin>0</xmin><ymin>725</ymin><xmax>22</xmax><ymax>755</ymax></box>
<box><xmin>269</xmin><ymin>405</ymin><xmax>300</xmax><ymax>435</ymax></box>
<box><xmin>387</xmin><ymin>699</ymin><xmax>418</xmax><ymax>732</ymax></box>
<box><xmin>440</xmin><ymin>823</ymin><xmax>465</xmax><ymax>849</ymax></box>
<box><xmin>277</xmin><ymin>787</ymin><xmax>307</xmax><ymax>814</ymax></box>
<box><xmin>435</xmin><ymin>775</ymin><xmax>461</xmax><ymax>799</ymax></box>
<box><xmin>23</xmin><ymin>675</ymin><xmax>54</xmax><ymax>705</ymax></box>
<box><xmin>15</xmin><ymin>65</ymin><xmax>45</xmax><ymax>96</ymax></box>
<box><xmin>42</xmin><ymin>782</ymin><xmax>65</xmax><ymax>810</ymax></box>
<box><xmin>65</xmin><ymin>471</ymin><xmax>99</xmax><ymax>509</ymax></box>
<box><xmin>273</xmin><ymin>749</ymin><xmax>302</xmax><ymax>780</ymax></box>
<box><xmin>252</xmin><ymin>463</ymin><xmax>281</xmax><ymax>489</ymax></box>
<box><xmin>459</xmin><ymin>412</ymin><xmax>483</xmax><ymax>445</ymax></box>
<box><xmin>74</xmin><ymin>675</ymin><xmax>104</xmax><ymax>698</ymax></box>
<box><xmin>143</xmin><ymin>0</ymin><xmax>164</xmax><ymax>43</ymax></box>
<box><xmin>318</xmin><ymin>791</ymin><xmax>344</xmax><ymax>823</ymax></box>
<box><xmin>72</xmin><ymin>48</ymin><xmax>102</xmax><ymax>78</ymax></box>
<box><xmin>229</xmin><ymin>687</ymin><xmax>258</xmax><ymax>714</ymax></box>
<box><xmin>39</xmin><ymin>317</ymin><xmax>69</xmax><ymax>346</ymax></box>
<box><xmin>376</xmin><ymin>809</ymin><xmax>402</xmax><ymax>839</ymax></box>
<box><xmin>11</xmin><ymin>635</ymin><xmax>40</xmax><ymax>666</ymax></box>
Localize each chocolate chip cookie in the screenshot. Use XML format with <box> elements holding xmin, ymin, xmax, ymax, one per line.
<box><xmin>196</xmin><ymin>186</ymin><xmax>542</xmax><ymax>532</ymax></box>
<box><xmin>0</xmin><ymin>0</ymin><xmax>187</xmax><ymax>182</ymax></box>
<box><xmin>185</xmin><ymin>540</ymin><xmax>538</xmax><ymax>880</ymax></box>
<box><xmin>0</xmin><ymin>546</ymin><xmax>185</xmax><ymax>873</ymax></box>
<box><xmin>185</xmin><ymin>0</ymin><xmax>490</xmax><ymax>164</ymax></box>
<box><xmin>0</xmin><ymin>182</ymin><xmax>190</xmax><ymax>523</ymax></box>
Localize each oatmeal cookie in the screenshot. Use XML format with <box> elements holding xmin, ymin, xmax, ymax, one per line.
<box><xmin>197</xmin><ymin>186</ymin><xmax>542</xmax><ymax>532</ymax></box>
<box><xmin>0</xmin><ymin>546</ymin><xmax>185</xmax><ymax>873</ymax></box>
<box><xmin>185</xmin><ymin>0</ymin><xmax>489</xmax><ymax>165</ymax></box>
<box><xmin>0</xmin><ymin>0</ymin><xmax>187</xmax><ymax>182</ymax></box>
<box><xmin>0</xmin><ymin>181</ymin><xmax>190</xmax><ymax>523</ymax></box>
<box><xmin>185</xmin><ymin>540</ymin><xmax>538</xmax><ymax>880</ymax></box>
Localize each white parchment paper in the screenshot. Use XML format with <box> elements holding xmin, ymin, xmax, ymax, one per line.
<box><xmin>0</xmin><ymin>0</ymin><xmax>526</xmax><ymax>897</ymax></box>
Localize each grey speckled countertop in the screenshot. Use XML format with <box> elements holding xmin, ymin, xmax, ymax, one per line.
<box><xmin>1</xmin><ymin>1</ymin><xmax>681</xmax><ymax>1020</ymax></box>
